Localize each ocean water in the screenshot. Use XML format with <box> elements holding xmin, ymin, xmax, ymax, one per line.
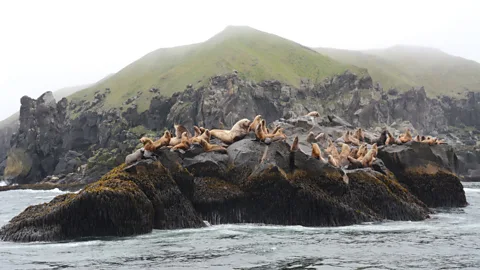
<box><xmin>0</xmin><ymin>184</ymin><xmax>479</xmax><ymax>270</ymax></box>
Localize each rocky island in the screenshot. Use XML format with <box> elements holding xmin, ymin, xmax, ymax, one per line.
<box><xmin>0</xmin><ymin>114</ymin><xmax>467</xmax><ymax>242</ymax></box>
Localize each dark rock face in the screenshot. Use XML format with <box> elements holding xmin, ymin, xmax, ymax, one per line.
<box><xmin>378</xmin><ymin>142</ymin><xmax>467</xmax><ymax>207</ymax></box>
<box><xmin>4</xmin><ymin>92</ymin><xmax>67</xmax><ymax>184</ymax></box>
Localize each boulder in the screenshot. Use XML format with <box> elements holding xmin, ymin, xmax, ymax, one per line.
<box><xmin>378</xmin><ymin>142</ymin><xmax>467</xmax><ymax>207</ymax></box>
<box><xmin>0</xmin><ymin>160</ymin><xmax>205</xmax><ymax>242</ymax></box>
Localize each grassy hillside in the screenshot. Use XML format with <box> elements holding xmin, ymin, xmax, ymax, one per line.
<box><xmin>316</xmin><ymin>45</ymin><xmax>480</xmax><ymax>97</ymax></box>
<box><xmin>71</xmin><ymin>26</ymin><xmax>365</xmax><ymax>112</ymax></box>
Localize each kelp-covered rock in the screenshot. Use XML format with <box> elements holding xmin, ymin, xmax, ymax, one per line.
<box><xmin>3</xmin><ymin>138</ymin><xmax>463</xmax><ymax>243</ymax></box>
<box><xmin>378</xmin><ymin>142</ymin><xmax>467</xmax><ymax>207</ymax></box>
<box><xmin>192</xmin><ymin>140</ymin><xmax>430</xmax><ymax>226</ymax></box>
<box><xmin>0</xmin><ymin>160</ymin><xmax>205</xmax><ymax>242</ymax></box>
<box><xmin>1</xmin><ymin>179</ymin><xmax>153</xmax><ymax>242</ymax></box>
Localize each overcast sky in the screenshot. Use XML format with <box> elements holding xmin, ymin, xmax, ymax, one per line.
<box><xmin>0</xmin><ymin>0</ymin><xmax>479</xmax><ymax>121</ymax></box>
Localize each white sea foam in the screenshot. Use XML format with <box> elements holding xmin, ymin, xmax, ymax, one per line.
<box><xmin>464</xmin><ymin>188</ymin><xmax>480</xmax><ymax>193</ymax></box>
<box><xmin>0</xmin><ymin>181</ymin><xmax>7</xmax><ymax>186</ymax></box>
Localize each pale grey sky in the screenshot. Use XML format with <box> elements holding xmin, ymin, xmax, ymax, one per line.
<box><xmin>0</xmin><ymin>0</ymin><xmax>479</xmax><ymax>121</ymax></box>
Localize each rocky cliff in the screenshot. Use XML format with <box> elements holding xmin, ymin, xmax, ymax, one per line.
<box><xmin>1</xmin><ymin>71</ymin><xmax>480</xmax><ymax>184</ymax></box>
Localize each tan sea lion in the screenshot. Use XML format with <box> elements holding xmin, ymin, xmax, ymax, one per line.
<box><xmin>347</xmin><ymin>156</ymin><xmax>363</xmax><ymax>168</ymax></box>
<box><xmin>192</xmin><ymin>129</ymin><xmax>211</xmax><ymax>144</ymax></box>
<box><xmin>354</xmin><ymin>128</ymin><xmax>365</xmax><ymax>142</ymax></box>
<box><xmin>328</xmin><ymin>155</ymin><xmax>339</xmax><ymax>167</ymax></box>
<box><xmin>356</xmin><ymin>143</ymin><xmax>367</xmax><ymax>159</ymax></box>
<box><xmin>348</xmin><ymin>132</ymin><xmax>361</xmax><ymax>146</ymax></box>
<box><xmin>169</xmin><ymin>124</ymin><xmax>190</xmax><ymax>146</ymax></box>
<box><xmin>399</xmin><ymin>128</ymin><xmax>412</xmax><ymax>143</ymax></box>
<box><xmin>306</xmin><ymin>111</ymin><xmax>320</xmax><ymax>117</ymax></box>
<box><xmin>361</xmin><ymin>148</ymin><xmax>375</xmax><ymax>167</ymax></box>
<box><xmin>371</xmin><ymin>143</ymin><xmax>378</xmax><ymax>158</ymax></box>
<box><xmin>338</xmin><ymin>143</ymin><xmax>350</xmax><ymax>167</ymax></box>
<box><xmin>325</xmin><ymin>139</ymin><xmax>340</xmax><ymax>160</ymax></box>
<box><xmin>271</xmin><ymin>125</ymin><xmax>281</xmax><ymax>135</ymax></box>
<box><xmin>193</xmin><ymin>126</ymin><xmax>202</xmax><ymax>137</ymax></box>
<box><xmin>210</xmin><ymin>118</ymin><xmax>251</xmax><ymax>144</ymax></box>
<box><xmin>171</xmin><ymin>132</ymin><xmax>191</xmax><ymax>151</ymax></box>
<box><xmin>199</xmin><ymin>139</ymin><xmax>227</xmax><ymax>153</ymax></box>
<box><xmin>311</xmin><ymin>143</ymin><xmax>327</xmax><ymax>163</ymax></box>
<box><xmin>248</xmin><ymin>115</ymin><xmax>262</xmax><ymax>132</ymax></box>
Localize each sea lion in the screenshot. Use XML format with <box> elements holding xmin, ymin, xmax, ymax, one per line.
<box><xmin>248</xmin><ymin>115</ymin><xmax>262</xmax><ymax>132</ymax></box>
<box><xmin>269</xmin><ymin>127</ymin><xmax>287</xmax><ymax>142</ymax></box>
<box><xmin>140</xmin><ymin>137</ymin><xmax>156</xmax><ymax>152</ymax></box>
<box><xmin>254</xmin><ymin>121</ymin><xmax>267</xmax><ymax>141</ymax></box>
<box><xmin>199</xmin><ymin>138</ymin><xmax>227</xmax><ymax>153</ymax></box>
<box><xmin>311</xmin><ymin>143</ymin><xmax>327</xmax><ymax>163</ymax></box>
<box><xmin>414</xmin><ymin>135</ymin><xmax>421</xmax><ymax>142</ymax></box>
<box><xmin>376</xmin><ymin>130</ymin><xmax>388</xmax><ymax>146</ymax></box>
<box><xmin>210</xmin><ymin>118</ymin><xmax>251</xmax><ymax>144</ymax></box>
<box><xmin>171</xmin><ymin>132</ymin><xmax>191</xmax><ymax>151</ymax></box>
<box><xmin>290</xmin><ymin>136</ymin><xmax>299</xmax><ymax>152</ymax></box>
<box><xmin>342</xmin><ymin>131</ymin><xmax>351</xmax><ymax>144</ymax></box>
<box><xmin>361</xmin><ymin>148</ymin><xmax>375</xmax><ymax>167</ymax></box>
<box><xmin>192</xmin><ymin>129</ymin><xmax>211</xmax><ymax>144</ymax></box>
<box><xmin>150</xmin><ymin>130</ymin><xmax>172</xmax><ymax>149</ymax></box>
<box><xmin>125</xmin><ymin>148</ymin><xmax>144</xmax><ymax>165</ymax></box>
<box><xmin>348</xmin><ymin>132</ymin><xmax>361</xmax><ymax>146</ymax></box>
<box><xmin>260</xmin><ymin>119</ymin><xmax>269</xmax><ymax>134</ymax></box>
<box><xmin>385</xmin><ymin>131</ymin><xmax>399</xmax><ymax>145</ymax></box>
<box><xmin>328</xmin><ymin>155</ymin><xmax>339</xmax><ymax>167</ymax></box>
<box><xmin>399</xmin><ymin>128</ymin><xmax>412</xmax><ymax>143</ymax></box>
<box><xmin>306</xmin><ymin>111</ymin><xmax>320</xmax><ymax>117</ymax></box>
<box><xmin>306</xmin><ymin>132</ymin><xmax>317</xmax><ymax>144</ymax></box>
<box><xmin>193</xmin><ymin>126</ymin><xmax>202</xmax><ymax>137</ymax></box>
<box><xmin>356</xmin><ymin>143</ymin><xmax>367</xmax><ymax>159</ymax></box>
<box><xmin>325</xmin><ymin>139</ymin><xmax>340</xmax><ymax>160</ymax></box>
<box><xmin>169</xmin><ymin>124</ymin><xmax>190</xmax><ymax>146</ymax></box>
<box><xmin>347</xmin><ymin>156</ymin><xmax>363</xmax><ymax>168</ymax></box>
<box><xmin>271</xmin><ymin>125</ymin><xmax>281</xmax><ymax>135</ymax></box>
<box><xmin>349</xmin><ymin>147</ymin><xmax>358</xmax><ymax>159</ymax></box>
<box><xmin>338</xmin><ymin>143</ymin><xmax>350</xmax><ymax>167</ymax></box>
<box><xmin>371</xmin><ymin>143</ymin><xmax>378</xmax><ymax>158</ymax></box>
<box><xmin>354</xmin><ymin>128</ymin><xmax>365</xmax><ymax>142</ymax></box>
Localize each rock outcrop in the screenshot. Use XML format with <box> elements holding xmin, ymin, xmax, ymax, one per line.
<box><xmin>378</xmin><ymin>142</ymin><xmax>467</xmax><ymax>207</ymax></box>
<box><xmin>0</xmin><ymin>160</ymin><xmax>204</xmax><ymax>242</ymax></box>
<box><xmin>1</xmin><ymin>138</ymin><xmax>442</xmax><ymax>242</ymax></box>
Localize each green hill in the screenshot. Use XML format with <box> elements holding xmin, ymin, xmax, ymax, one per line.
<box><xmin>315</xmin><ymin>45</ymin><xmax>480</xmax><ymax>97</ymax></box>
<box><xmin>71</xmin><ymin>26</ymin><xmax>365</xmax><ymax>112</ymax></box>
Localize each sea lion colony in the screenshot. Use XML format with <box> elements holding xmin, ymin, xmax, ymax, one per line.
<box><xmin>127</xmin><ymin>114</ymin><xmax>446</xmax><ymax>168</ymax></box>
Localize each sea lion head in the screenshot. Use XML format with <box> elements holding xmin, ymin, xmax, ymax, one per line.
<box><xmin>234</xmin><ymin>118</ymin><xmax>251</xmax><ymax>131</ymax></box>
<box><xmin>164</xmin><ymin>131</ymin><xmax>172</xmax><ymax>139</ymax></box>
<box><xmin>140</xmin><ymin>137</ymin><xmax>150</xmax><ymax>144</ymax></box>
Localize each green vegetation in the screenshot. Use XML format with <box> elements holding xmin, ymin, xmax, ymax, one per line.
<box><xmin>315</xmin><ymin>45</ymin><xmax>480</xmax><ymax>97</ymax></box>
<box><xmin>70</xmin><ymin>26</ymin><xmax>365</xmax><ymax>112</ymax></box>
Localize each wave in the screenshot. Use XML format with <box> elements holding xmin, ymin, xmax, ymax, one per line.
<box><xmin>0</xmin><ymin>181</ymin><xmax>7</xmax><ymax>187</ymax></box>
<box><xmin>464</xmin><ymin>188</ymin><xmax>480</xmax><ymax>193</ymax></box>
<box><xmin>4</xmin><ymin>188</ymin><xmax>68</xmax><ymax>194</ymax></box>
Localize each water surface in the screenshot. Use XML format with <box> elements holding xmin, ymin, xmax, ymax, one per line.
<box><xmin>1</xmin><ymin>183</ymin><xmax>479</xmax><ymax>269</ymax></box>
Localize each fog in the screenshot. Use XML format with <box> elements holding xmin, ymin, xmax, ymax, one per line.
<box><xmin>0</xmin><ymin>0</ymin><xmax>479</xmax><ymax>121</ymax></box>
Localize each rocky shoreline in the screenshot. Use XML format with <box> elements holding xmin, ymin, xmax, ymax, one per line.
<box><xmin>0</xmin><ymin>125</ymin><xmax>467</xmax><ymax>242</ymax></box>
